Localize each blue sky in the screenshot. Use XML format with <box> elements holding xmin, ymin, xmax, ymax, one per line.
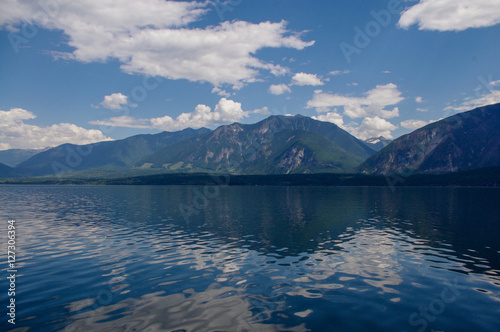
<box><xmin>1</xmin><ymin>0</ymin><xmax>500</xmax><ymax>150</ymax></box>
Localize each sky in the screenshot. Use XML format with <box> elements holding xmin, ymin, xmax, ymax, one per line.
<box><xmin>1</xmin><ymin>0</ymin><xmax>500</xmax><ymax>150</ymax></box>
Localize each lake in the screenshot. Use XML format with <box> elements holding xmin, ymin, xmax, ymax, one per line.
<box><xmin>0</xmin><ymin>185</ymin><xmax>499</xmax><ymax>331</ymax></box>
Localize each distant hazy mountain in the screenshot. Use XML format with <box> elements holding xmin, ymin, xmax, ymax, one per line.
<box><xmin>138</xmin><ymin>115</ymin><xmax>374</xmax><ymax>174</ymax></box>
<box><xmin>359</xmin><ymin>103</ymin><xmax>500</xmax><ymax>174</ymax></box>
<box><xmin>0</xmin><ymin>162</ymin><xmax>16</xmax><ymax>177</ymax></box>
<box><xmin>16</xmin><ymin>128</ymin><xmax>210</xmax><ymax>177</ymax></box>
<box><xmin>0</xmin><ymin>148</ymin><xmax>50</xmax><ymax>167</ymax></box>
<box><xmin>363</xmin><ymin>137</ymin><xmax>392</xmax><ymax>152</ymax></box>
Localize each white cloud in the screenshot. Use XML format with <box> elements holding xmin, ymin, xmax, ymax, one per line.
<box><xmin>416</xmin><ymin>108</ymin><xmax>428</xmax><ymax>112</ymax></box>
<box><xmin>100</xmin><ymin>93</ymin><xmax>128</xmax><ymax>110</ymax></box>
<box><xmin>415</xmin><ymin>96</ymin><xmax>424</xmax><ymax>103</ymax></box>
<box><xmin>151</xmin><ymin>98</ymin><xmax>248</xmax><ymax>130</ymax></box>
<box><xmin>306</xmin><ymin>83</ymin><xmax>404</xmax><ymax>119</ymax></box>
<box><xmin>211</xmin><ymin>87</ymin><xmax>231</xmax><ymax>98</ymax></box>
<box><xmin>0</xmin><ymin>1</ymin><xmax>313</xmax><ymax>87</ymax></box>
<box><xmin>444</xmin><ymin>90</ymin><xmax>500</xmax><ymax>112</ymax></box>
<box><xmin>0</xmin><ymin>108</ymin><xmax>112</xmax><ymax>150</ymax></box>
<box><xmin>378</xmin><ymin>107</ymin><xmax>400</xmax><ymax>119</ymax></box>
<box><xmin>400</xmin><ymin>119</ymin><xmax>429</xmax><ymax>130</ymax></box>
<box><xmin>251</xmin><ymin>107</ymin><xmax>270</xmax><ymax>115</ymax></box>
<box><xmin>312</xmin><ymin>112</ymin><xmax>344</xmax><ymax>128</ymax></box>
<box><xmin>330</xmin><ymin>70</ymin><xmax>351</xmax><ymax>76</ymax></box>
<box><xmin>349</xmin><ymin>116</ymin><xmax>398</xmax><ymax>140</ymax></box>
<box><xmin>291</xmin><ymin>73</ymin><xmax>324</xmax><ymax>86</ymax></box>
<box><xmin>312</xmin><ymin>111</ymin><xmax>399</xmax><ymax>140</ymax></box>
<box><xmin>268</xmin><ymin>84</ymin><xmax>291</xmax><ymax>95</ymax></box>
<box><xmin>89</xmin><ymin>116</ymin><xmax>150</xmax><ymax>129</ymax></box>
<box><xmin>92</xmin><ymin>98</ymin><xmax>261</xmax><ymax>132</ymax></box>
<box><xmin>398</xmin><ymin>0</ymin><xmax>500</xmax><ymax>31</ymax></box>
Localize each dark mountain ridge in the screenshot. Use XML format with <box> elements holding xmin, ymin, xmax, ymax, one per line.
<box><xmin>0</xmin><ymin>148</ymin><xmax>50</xmax><ymax>167</ymax></box>
<box><xmin>6</xmin><ymin>115</ymin><xmax>374</xmax><ymax>177</ymax></box>
<box><xmin>137</xmin><ymin>115</ymin><xmax>374</xmax><ymax>174</ymax></box>
<box><xmin>359</xmin><ymin>103</ymin><xmax>500</xmax><ymax>174</ymax></box>
<box><xmin>363</xmin><ymin>136</ymin><xmax>392</xmax><ymax>152</ymax></box>
<box><xmin>15</xmin><ymin>128</ymin><xmax>210</xmax><ymax>177</ymax></box>
<box><xmin>3</xmin><ymin>103</ymin><xmax>499</xmax><ymax>179</ymax></box>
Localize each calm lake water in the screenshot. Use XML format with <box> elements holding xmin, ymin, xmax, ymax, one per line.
<box><xmin>0</xmin><ymin>185</ymin><xmax>499</xmax><ymax>331</ymax></box>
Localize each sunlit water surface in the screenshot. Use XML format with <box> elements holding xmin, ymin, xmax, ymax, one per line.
<box><xmin>0</xmin><ymin>185</ymin><xmax>499</xmax><ymax>331</ymax></box>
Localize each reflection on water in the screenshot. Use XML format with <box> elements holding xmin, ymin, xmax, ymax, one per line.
<box><xmin>0</xmin><ymin>186</ymin><xmax>499</xmax><ymax>331</ymax></box>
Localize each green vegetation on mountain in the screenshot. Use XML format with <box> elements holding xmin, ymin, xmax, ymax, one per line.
<box><xmin>2</xmin><ymin>104</ymin><xmax>500</xmax><ymax>181</ymax></box>
<box><xmin>14</xmin><ymin>128</ymin><xmax>210</xmax><ymax>177</ymax></box>
<box><xmin>0</xmin><ymin>148</ymin><xmax>49</xmax><ymax>167</ymax></box>
<box><xmin>138</xmin><ymin>115</ymin><xmax>371</xmax><ymax>174</ymax></box>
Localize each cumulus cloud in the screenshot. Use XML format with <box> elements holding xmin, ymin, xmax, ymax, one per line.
<box><xmin>291</xmin><ymin>73</ymin><xmax>324</xmax><ymax>86</ymax></box>
<box><xmin>0</xmin><ymin>1</ymin><xmax>313</xmax><ymax>87</ymax></box>
<box><xmin>306</xmin><ymin>83</ymin><xmax>404</xmax><ymax>119</ymax></box>
<box><xmin>91</xmin><ymin>98</ymin><xmax>264</xmax><ymax>132</ymax></box>
<box><xmin>398</xmin><ymin>0</ymin><xmax>500</xmax><ymax>31</ymax></box>
<box><xmin>415</xmin><ymin>96</ymin><xmax>424</xmax><ymax>103</ymax></box>
<box><xmin>211</xmin><ymin>87</ymin><xmax>231</xmax><ymax>98</ymax></box>
<box><xmin>312</xmin><ymin>111</ymin><xmax>398</xmax><ymax>140</ymax></box>
<box><xmin>100</xmin><ymin>93</ymin><xmax>128</xmax><ymax>110</ymax></box>
<box><xmin>151</xmin><ymin>98</ymin><xmax>249</xmax><ymax>130</ymax></box>
<box><xmin>151</xmin><ymin>98</ymin><xmax>249</xmax><ymax>131</ymax></box>
<box><xmin>251</xmin><ymin>107</ymin><xmax>270</xmax><ymax>115</ymax></box>
<box><xmin>0</xmin><ymin>108</ymin><xmax>112</xmax><ymax>150</ymax></box>
<box><xmin>400</xmin><ymin>119</ymin><xmax>429</xmax><ymax>130</ymax></box>
<box><xmin>89</xmin><ymin>116</ymin><xmax>150</xmax><ymax>129</ymax></box>
<box><xmin>444</xmin><ymin>90</ymin><xmax>500</xmax><ymax>112</ymax></box>
<box><xmin>330</xmin><ymin>70</ymin><xmax>351</xmax><ymax>76</ymax></box>
<box><xmin>269</xmin><ymin>84</ymin><xmax>291</xmax><ymax>95</ymax></box>
<box><xmin>312</xmin><ymin>112</ymin><xmax>344</xmax><ymax>128</ymax></box>
<box><xmin>349</xmin><ymin>116</ymin><xmax>398</xmax><ymax>140</ymax></box>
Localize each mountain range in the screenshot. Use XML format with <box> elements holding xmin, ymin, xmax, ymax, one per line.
<box><xmin>363</xmin><ymin>137</ymin><xmax>392</xmax><ymax>152</ymax></box>
<box><xmin>136</xmin><ymin>115</ymin><xmax>374</xmax><ymax>174</ymax></box>
<box><xmin>0</xmin><ymin>148</ymin><xmax>50</xmax><ymax>167</ymax></box>
<box><xmin>14</xmin><ymin>128</ymin><xmax>210</xmax><ymax>177</ymax></box>
<box><xmin>1</xmin><ymin>103</ymin><xmax>499</xmax><ymax>179</ymax></box>
<box><xmin>359</xmin><ymin>103</ymin><xmax>500</xmax><ymax>174</ymax></box>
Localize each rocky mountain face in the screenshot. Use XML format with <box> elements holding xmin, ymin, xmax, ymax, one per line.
<box><xmin>358</xmin><ymin>103</ymin><xmax>500</xmax><ymax>174</ymax></box>
<box><xmin>10</xmin><ymin>103</ymin><xmax>499</xmax><ymax>178</ymax></box>
<box><xmin>2</xmin><ymin>115</ymin><xmax>375</xmax><ymax>178</ymax></box>
<box><xmin>137</xmin><ymin>115</ymin><xmax>374</xmax><ymax>174</ymax></box>
<box><xmin>363</xmin><ymin>137</ymin><xmax>392</xmax><ymax>152</ymax></box>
